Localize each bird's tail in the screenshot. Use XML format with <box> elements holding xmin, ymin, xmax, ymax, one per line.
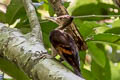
<box><xmin>73</xmin><ymin>67</ymin><xmax>82</xmax><ymax>77</ymax></box>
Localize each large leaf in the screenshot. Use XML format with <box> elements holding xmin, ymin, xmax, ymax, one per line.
<box><xmin>74</xmin><ymin>19</ymin><xmax>100</xmax><ymax>39</ymax></box>
<box><xmin>0</xmin><ymin>0</ymin><xmax>31</xmax><ymax>34</ymax></box>
<box><xmin>71</xmin><ymin>1</ymin><xmax>120</xmax><ymax>21</ymax></box>
<box><xmin>48</xmin><ymin>3</ymin><xmax>54</xmax><ymax>16</ymax></box>
<box><xmin>111</xmin><ymin>62</ymin><xmax>120</xmax><ymax>80</ymax></box>
<box><xmin>0</xmin><ymin>0</ymin><xmax>26</xmax><ymax>24</ymax></box>
<box><xmin>88</xmin><ymin>42</ymin><xmax>106</xmax><ymax>67</ymax></box>
<box><xmin>0</xmin><ymin>57</ymin><xmax>30</xmax><ymax>80</ymax></box>
<box><xmin>40</xmin><ymin>21</ymin><xmax>57</xmax><ymax>48</ymax></box>
<box><xmin>105</xmin><ymin>27</ymin><xmax>120</xmax><ymax>34</ymax></box>
<box><xmin>68</xmin><ymin>0</ymin><xmax>98</xmax><ymax>13</ymax></box>
<box><xmin>72</xmin><ymin>3</ymin><xmax>103</xmax><ymax>21</ymax></box>
<box><xmin>82</xmin><ymin>69</ymin><xmax>95</xmax><ymax>80</ymax></box>
<box><xmin>112</xmin><ymin>20</ymin><xmax>120</xmax><ymax>28</ymax></box>
<box><xmin>91</xmin><ymin>55</ymin><xmax>111</xmax><ymax>80</ymax></box>
<box><xmin>91</xmin><ymin>33</ymin><xmax>120</xmax><ymax>46</ymax></box>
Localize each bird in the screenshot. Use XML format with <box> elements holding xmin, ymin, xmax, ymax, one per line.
<box><xmin>49</xmin><ymin>30</ymin><xmax>81</xmax><ymax>77</ymax></box>
<box><xmin>49</xmin><ymin>15</ymin><xmax>82</xmax><ymax>77</ymax></box>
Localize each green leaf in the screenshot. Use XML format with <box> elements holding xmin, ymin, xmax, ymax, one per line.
<box><xmin>88</xmin><ymin>42</ymin><xmax>106</xmax><ymax>67</ymax></box>
<box><xmin>40</xmin><ymin>21</ymin><xmax>57</xmax><ymax>48</ymax></box>
<box><xmin>79</xmin><ymin>51</ymin><xmax>86</xmax><ymax>63</ymax></box>
<box><xmin>91</xmin><ymin>55</ymin><xmax>111</xmax><ymax>80</ymax></box>
<box><xmin>0</xmin><ymin>57</ymin><xmax>30</xmax><ymax>80</ymax></box>
<box><xmin>42</xmin><ymin>32</ymin><xmax>51</xmax><ymax>48</ymax></box>
<box><xmin>48</xmin><ymin>3</ymin><xmax>55</xmax><ymax>16</ymax></box>
<box><xmin>112</xmin><ymin>20</ymin><xmax>120</xmax><ymax>28</ymax></box>
<box><xmin>72</xmin><ymin>3</ymin><xmax>120</xmax><ymax>21</ymax></box>
<box><xmin>74</xmin><ymin>19</ymin><xmax>100</xmax><ymax>38</ymax></box>
<box><xmin>111</xmin><ymin>62</ymin><xmax>120</xmax><ymax>80</ymax></box>
<box><xmin>95</xmin><ymin>26</ymin><xmax>110</xmax><ymax>34</ymax></box>
<box><xmin>105</xmin><ymin>27</ymin><xmax>120</xmax><ymax>34</ymax></box>
<box><xmin>82</xmin><ymin>69</ymin><xmax>95</xmax><ymax>80</ymax></box>
<box><xmin>68</xmin><ymin>0</ymin><xmax>98</xmax><ymax>14</ymax></box>
<box><xmin>91</xmin><ymin>33</ymin><xmax>120</xmax><ymax>46</ymax></box>
<box><xmin>63</xmin><ymin>2</ymin><xmax>70</xmax><ymax>8</ymax></box>
<box><xmin>0</xmin><ymin>0</ymin><xmax>26</xmax><ymax>25</ymax></box>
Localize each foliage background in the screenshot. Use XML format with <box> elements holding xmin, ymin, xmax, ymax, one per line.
<box><xmin>0</xmin><ymin>0</ymin><xmax>120</xmax><ymax>80</ymax></box>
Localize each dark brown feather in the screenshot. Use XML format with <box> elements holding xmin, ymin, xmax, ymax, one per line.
<box><xmin>49</xmin><ymin>30</ymin><xmax>81</xmax><ymax>77</ymax></box>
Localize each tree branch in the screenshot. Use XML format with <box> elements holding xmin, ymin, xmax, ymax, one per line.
<box><xmin>0</xmin><ymin>0</ymin><xmax>86</xmax><ymax>79</ymax></box>
<box><xmin>22</xmin><ymin>0</ymin><xmax>42</xmax><ymax>42</ymax></box>
<box><xmin>0</xmin><ymin>23</ymin><xmax>85</xmax><ymax>80</ymax></box>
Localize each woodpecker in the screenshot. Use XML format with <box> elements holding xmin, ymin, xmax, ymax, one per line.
<box><xmin>49</xmin><ymin>15</ymin><xmax>81</xmax><ymax>77</ymax></box>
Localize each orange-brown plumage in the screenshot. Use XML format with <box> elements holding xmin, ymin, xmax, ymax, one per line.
<box><xmin>57</xmin><ymin>46</ymin><xmax>72</xmax><ymax>55</ymax></box>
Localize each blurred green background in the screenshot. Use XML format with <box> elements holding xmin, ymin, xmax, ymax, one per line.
<box><xmin>0</xmin><ymin>0</ymin><xmax>120</xmax><ymax>80</ymax></box>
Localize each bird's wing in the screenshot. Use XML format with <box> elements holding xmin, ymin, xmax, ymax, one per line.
<box><xmin>49</xmin><ymin>30</ymin><xmax>80</xmax><ymax>73</ymax></box>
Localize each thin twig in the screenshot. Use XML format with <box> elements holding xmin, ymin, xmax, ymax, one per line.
<box><xmin>39</xmin><ymin>14</ymin><xmax>120</xmax><ymax>23</ymax></box>
<box><xmin>47</xmin><ymin>14</ymin><xmax>120</xmax><ymax>18</ymax></box>
<box><xmin>72</xmin><ymin>15</ymin><xmax>120</xmax><ymax>18</ymax></box>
